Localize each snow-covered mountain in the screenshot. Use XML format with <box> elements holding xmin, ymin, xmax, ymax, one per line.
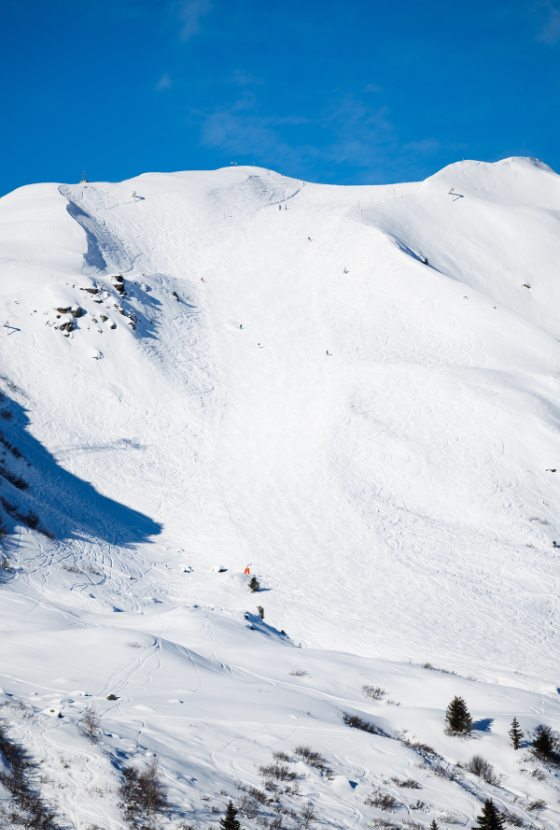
<box><xmin>1</xmin><ymin>158</ymin><xmax>560</xmax><ymax>830</ymax></box>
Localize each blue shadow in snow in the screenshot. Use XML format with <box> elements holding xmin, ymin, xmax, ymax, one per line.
<box><xmin>473</xmin><ymin>718</ymin><xmax>494</xmax><ymax>732</ymax></box>
<box><xmin>0</xmin><ymin>392</ymin><xmax>162</xmax><ymax>546</ymax></box>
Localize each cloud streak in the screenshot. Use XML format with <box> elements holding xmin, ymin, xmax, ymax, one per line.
<box><xmin>178</xmin><ymin>0</ymin><xmax>212</xmax><ymax>41</ymax></box>
<box><xmin>197</xmin><ymin>93</ymin><xmax>447</xmax><ymax>183</ymax></box>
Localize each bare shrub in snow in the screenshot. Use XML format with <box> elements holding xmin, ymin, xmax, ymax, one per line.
<box><xmin>299</xmin><ymin>802</ymin><xmax>318</xmax><ymax>829</ymax></box>
<box><xmin>365</xmin><ymin>789</ymin><xmax>398</xmax><ymax>811</ymax></box>
<box><xmin>439</xmin><ymin>813</ymin><xmax>461</xmax><ymax>825</ymax></box>
<box><xmin>371</xmin><ymin>820</ymin><xmax>400</xmax><ymax>830</ymax></box>
<box><xmin>342</xmin><ymin>713</ymin><xmax>387</xmax><ymax>736</ymax></box>
<box><xmin>79</xmin><ymin>705</ymin><xmax>100</xmax><ymax>743</ymax></box>
<box><xmin>125</xmin><ymin>641</ymin><xmax>142</xmax><ymax>648</ymax></box>
<box><xmin>236</xmin><ymin>795</ymin><xmax>258</xmax><ymax>818</ymax></box>
<box><xmin>465</xmin><ymin>754</ymin><xmax>501</xmax><ymax>785</ymax></box>
<box><xmin>362</xmin><ymin>684</ymin><xmax>385</xmax><ymax>701</ymax></box>
<box><xmin>294</xmin><ymin>746</ymin><xmax>328</xmax><ymax>771</ymax></box>
<box><xmin>62</xmin><ymin>564</ymin><xmax>83</xmax><ymax>574</ymax></box>
<box><xmin>405</xmin><ymin>741</ymin><xmax>442</xmax><ymax>759</ymax></box>
<box><xmin>258</xmin><ymin>764</ymin><xmax>297</xmax><ymax>782</ymax></box>
<box><xmin>119</xmin><ymin>758</ymin><xmax>168</xmax><ymax>825</ymax></box>
<box><xmin>238</xmin><ymin>785</ymin><xmax>268</xmax><ymax>805</ymax></box>
<box><xmin>0</xmin><ymin>722</ymin><xmax>57</xmax><ymax>830</ymax></box>
<box><xmin>390</xmin><ymin>777</ymin><xmax>421</xmax><ymax>789</ymax></box>
<box><xmin>527</xmin><ymin>799</ymin><xmax>546</xmax><ymax>811</ymax></box>
<box><xmin>272</xmin><ymin>751</ymin><xmax>292</xmax><ymax>763</ymax></box>
<box><xmin>289</xmin><ymin>670</ymin><xmax>308</xmax><ymax>677</ymax></box>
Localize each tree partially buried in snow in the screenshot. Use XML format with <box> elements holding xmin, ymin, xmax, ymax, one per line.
<box><xmin>473</xmin><ymin>798</ymin><xmax>505</xmax><ymax>829</ymax></box>
<box><xmin>532</xmin><ymin>725</ymin><xmax>555</xmax><ymax>760</ymax></box>
<box><xmin>220</xmin><ymin>801</ymin><xmax>241</xmax><ymax>830</ymax></box>
<box><xmin>445</xmin><ymin>696</ymin><xmax>472</xmax><ymax>734</ymax></box>
<box><xmin>248</xmin><ymin>575</ymin><xmax>260</xmax><ymax>593</ymax></box>
<box><xmin>508</xmin><ymin>717</ymin><xmax>524</xmax><ymax>750</ymax></box>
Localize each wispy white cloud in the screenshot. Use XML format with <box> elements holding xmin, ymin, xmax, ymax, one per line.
<box><xmin>177</xmin><ymin>0</ymin><xmax>212</xmax><ymax>41</ymax></box>
<box><xmin>228</xmin><ymin>69</ymin><xmax>264</xmax><ymax>87</ymax></box>
<box><xmin>197</xmin><ymin>93</ymin><xmax>445</xmax><ymax>183</ymax></box>
<box><xmin>365</xmin><ymin>83</ymin><xmax>382</xmax><ymax>93</ymax></box>
<box><xmin>536</xmin><ymin>1</ymin><xmax>560</xmax><ymax>43</ymax></box>
<box><xmin>156</xmin><ymin>72</ymin><xmax>173</xmax><ymax>90</ymax></box>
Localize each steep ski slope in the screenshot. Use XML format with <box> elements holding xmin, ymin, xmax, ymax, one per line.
<box><xmin>1</xmin><ymin>159</ymin><xmax>560</xmax><ymax>830</ymax></box>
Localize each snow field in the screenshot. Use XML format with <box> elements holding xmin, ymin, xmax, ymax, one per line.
<box><xmin>1</xmin><ymin>158</ymin><xmax>560</xmax><ymax>827</ymax></box>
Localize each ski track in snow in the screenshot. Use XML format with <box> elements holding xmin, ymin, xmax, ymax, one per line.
<box><xmin>1</xmin><ymin>159</ymin><xmax>560</xmax><ymax>829</ymax></box>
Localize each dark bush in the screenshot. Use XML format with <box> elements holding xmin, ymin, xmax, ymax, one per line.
<box><xmin>343</xmin><ymin>713</ymin><xmax>388</xmax><ymax>736</ymax></box>
<box><xmin>365</xmin><ymin>789</ymin><xmax>397</xmax><ymax>811</ymax></box>
<box><xmin>473</xmin><ymin>798</ymin><xmax>505</xmax><ymax>829</ymax></box>
<box><xmin>533</xmin><ymin>725</ymin><xmax>555</xmax><ymax>760</ymax></box>
<box><xmin>508</xmin><ymin>717</ymin><xmax>524</xmax><ymax>750</ymax></box>
<box><xmin>390</xmin><ymin>777</ymin><xmax>420</xmax><ymax>789</ymax></box>
<box><xmin>445</xmin><ymin>696</ymin><xmax>472</xmax><ymax>734</ymax></box>
<box><xmin>258</xmin><ymin>764</ymin><xmax>297</xmax><ymax>781</ymax></box>
<box><xmin>249</xmin><ymin>576</ymin><xmax>260</xmax><ymax>592</ymax></box>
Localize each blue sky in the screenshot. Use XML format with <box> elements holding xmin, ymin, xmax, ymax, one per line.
<box><xmin>1</xmin><ymin>0</ymin><xmax>559</xmax><ymax>195</ymax></box>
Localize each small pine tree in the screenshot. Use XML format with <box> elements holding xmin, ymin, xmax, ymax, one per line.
<box><xmin>533</xmin><ymin>725</ymin><xmax>554</xmax><ymax>760</ymax></box>
<box><xmin>257</xmin><ymin>605</ymin><xmax>264</xmax><ymax>619</ymax></box>
<box><xmin>508</xmin><ymin>717</ymin><xmax>524</xmax><ymax>750</ymax></box>
<box><xmin>473</xmin><ymin>798</ymin><xmax>505</xmax><ymax>829</ymax></box>
<box><xmin>445</xmin><ymin>696</ymin><xmax>472</xmax><ymax>734</ymax></box>
<box><xmin>220</xmin><ymin>801</ymin><xmax>241</xmax><ymax>830</ymax></box>
<box><xmin>248</xmin><ymin>575</ymin><xmax>260</xmax><ymax>593</ymax></box>
<box><xmin>430</xmin><ymin>821</ymin><xmax>438</xmax><ymax>830</ymax></box>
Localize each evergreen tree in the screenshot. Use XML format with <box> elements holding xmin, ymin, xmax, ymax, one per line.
<box><xmin>430</xmin><ymin>821</ymin><xmax>438</xmax><ymax>830</ymax></box>
<box><xmin>220</xmin><ymin>801</ymin><xmax>241</xmax><ymax>830</ymax></box>
<box><xmin>445</xmin><ymin>696</ymin><xmax>472</xmax><ymax>734</ymax></box>
<box><xmin>257</xmin><ymin>605</ymin><xmax>264</xmax><ymax>619</ymax></box>
<box><xmin>248</xmin><ymin>576</ymin><xmax>260</xmax><ymax>593</ymax></box>
<box><xmin>473</xmin><ymin>799</ymin><xmax>505</xmax><ymax>829</ymax></box>
<box><xmin>533</xmin><ymin>725</ymin><xmax>554</xmax><ymax>760</ymax></box>
<box><xmin>508</xmin><ymin>717</ymin><xmax>524</xmax><ymax>750</ymax></box>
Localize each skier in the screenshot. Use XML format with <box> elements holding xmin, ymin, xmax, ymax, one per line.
<box><xmin>326</xmin><ymin>350</ymin><xmax>329</xmax><ymax>356</ymax></box>
<box><xmin>239</xmin><ymin>324</ymin><xmax>243</xmax><ymax>329</ymax></box>
<box><xmin>308</xmin><ymin>237</ymin><xmax>312</xmax><ymax>241</ymax></box>
<box><xmin>279</xmin><ymin>204</ymin><xmax>281</xmax><ymax>211</ymax></box>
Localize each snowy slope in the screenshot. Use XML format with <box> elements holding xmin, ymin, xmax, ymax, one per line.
<box><xmin>1</xmin><ymin>158</ymin><xmax>560</xmax><ymax>830</ymax></box>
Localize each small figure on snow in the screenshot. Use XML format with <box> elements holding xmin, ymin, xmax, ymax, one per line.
<box><xmin>279</xmin><ymin>204</ymin><xmax>281</xmax><ymax>211</ymax></box>
<box><xmin>326</xmin><ymin>350</ymin><xmax>329</xmax><ymax>356</ymax></box>
<box><xmin>308</xmin><ymin>237</ymin><xmax>312</xmax><ymax>241</ymax></box>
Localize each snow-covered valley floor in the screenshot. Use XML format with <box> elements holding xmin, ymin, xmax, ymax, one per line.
<box><xmin>1</xmin><ymin>158</ymin><xmax>560</xmax><ymax>829</ymax></box>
